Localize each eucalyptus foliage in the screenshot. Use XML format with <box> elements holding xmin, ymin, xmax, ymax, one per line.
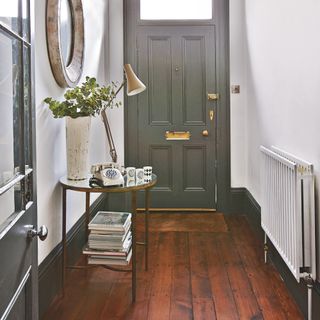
<box><xmin>44</xmin><ymin>77</ymin><xmax>121</xmax><ymax>118</ymax></box>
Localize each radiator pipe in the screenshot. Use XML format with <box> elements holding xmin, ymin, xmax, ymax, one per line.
<box><xmin>308</xmin><ymin>286</ymin><xmax>312</xmax><ymax>320</ymax></box>
<box><xmin>305</xmin><ymin>274</ymin><xmax>313</xmax><ymax>320</ymax></box>
<box><xmin>264</xmin><ymin>233</ymin><xmax>268</xmax><ymax>264</ymax></box>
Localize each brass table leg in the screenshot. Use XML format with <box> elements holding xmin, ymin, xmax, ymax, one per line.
<box><xmin>85</xmin><ymin>192</ymin><xmax>90</xmax><ymax>237</ymax></box>
<box><xmin>85</xmin><ymin>192</ymin><xmax>90</xmax><ymax>269</ymax></box>
<box><xmin>131</xmin><ymin>190</ymin><xmax>137</xmax><ymax>303</ymax></box>
<box><xmin>145</xmin><ymin>189</ymin><xmax>150</xmax><ymax>271</ymax></box>
<box><xmin>62</xmin><ymin>187</ymin><xmax>67</xmax><ymax>297</ymax></box>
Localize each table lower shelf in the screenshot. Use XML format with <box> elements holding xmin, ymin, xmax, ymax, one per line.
<box><xmin>66</xmin><ymin>265</ymin><xmax>132</xmax><ymax>272</ymax></box>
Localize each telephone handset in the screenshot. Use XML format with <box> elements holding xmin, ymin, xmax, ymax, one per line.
<box><xmin>89</xmin><ymin>162</ymin><xmax>124</xmax><ymax>187</ymax></box>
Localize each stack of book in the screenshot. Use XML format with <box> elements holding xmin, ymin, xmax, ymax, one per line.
<box><xmin>83</xmin><ymin>211</ymin><xmax>132</xmax><ymax>266</ymax></box>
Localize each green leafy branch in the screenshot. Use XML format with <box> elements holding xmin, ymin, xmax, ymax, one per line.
<box><xmin>44</xmin><ymin>77</ymin><xmax>122</xmax><ymax>119</ymax></box>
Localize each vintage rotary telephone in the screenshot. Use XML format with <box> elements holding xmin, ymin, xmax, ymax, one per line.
<box><xmin>89</xmin><ymin>162</ymin><xmax>124</xmax><ymax>187</ymax></box>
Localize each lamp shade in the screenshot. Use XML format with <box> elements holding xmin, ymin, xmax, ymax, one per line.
<box><xmin>124</xmin><ymin>64</ymin><xmax>146</xmax><ymax>96</ymax></box>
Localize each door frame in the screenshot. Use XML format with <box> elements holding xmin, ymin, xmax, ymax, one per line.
<box><xmin>30</xmin><ymin>0</ymin><xmax>39</xmax><ymax>317</ymax></box>
<box><xmin>123</xmin><ymin>0</ymin><xmax>231</xmax><ymax>212</ymax></box>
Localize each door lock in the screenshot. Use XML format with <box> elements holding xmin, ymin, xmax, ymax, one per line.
<box><xmin>209</xmin><ymin>110</ymin><xmax>214</xmax><ymax>121</ymax></box>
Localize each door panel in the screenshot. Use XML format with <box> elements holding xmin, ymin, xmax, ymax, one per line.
<box><xmin>148</xmin><ymin>37</ymin><xmax>173</xmax><ymax>125</ymax></box>
<box><xmin>0</xmin><ymin>206</ymin><xmax>34</xmax><ymax>318</ymax></box>
<box><xmin>182</xmin><ymin>36</ymin><xmax>206</xmax><ymax>125</ymax></box>
<box><xmin>6</xmin><ymin>283</ymin><xmax>29</xmax><ymax>320</ymax></box>
<box><xmin>149</xmin><ymin>145</ymin><xmax>173</xmax><ymax>191</ymax></box>
<box><xmin>183</xmin><ymin>145</ymin><xmax>207</xmax><ymax>191</ymax></box>
<box><xmin>137</xmin><ymin>26</ymin><xmax>217</xmax><ymax>208</ymax></box>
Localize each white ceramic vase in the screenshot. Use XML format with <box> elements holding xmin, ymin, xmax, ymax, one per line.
<box><xmin>66</xmin><ymin>116</ymin><xmax>91</xmax><ymax>180</ymax></box>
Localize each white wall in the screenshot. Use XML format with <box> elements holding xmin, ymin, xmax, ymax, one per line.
<box><xmin>229</xmin><ymin>0</ymin><xmax>247</xmax><ymax>188</ymax></box>
<box><xmin>106</xmin><ymin>0</ymin><xmax>125</xmax><ymax>165</ymax></box>
<box><xmin>230</xmin><ymin>0</ymin><xmax>320</xmax><ymax>200</ymax></box>
<box><xmin>242</xmin><ymin>0</ymin><xmax>320</xmax><ymax>204</ymax></box>
<box><xmin>35</xmin><ymin>0</ymin><xmax>124</xmax><ymax>263</ymax></box>
<box><xmin>230</xmin><ymin>0</ymin><xmax>320</xmax><ymax>279</ymax></box>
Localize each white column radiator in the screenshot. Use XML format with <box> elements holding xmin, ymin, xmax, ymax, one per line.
<box><xmin>260</xmin><ymin>146</ymin><xmax>316</xmax><ymax>283</ymax></box>
<box><xmin>261</xmin><ymin>146</ymin><xmax>317</xmax><ymax>319</ymax></box>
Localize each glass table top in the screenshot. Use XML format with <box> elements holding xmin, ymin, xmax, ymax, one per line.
<box><xmin>59</xmin><ymin>174</ymin><xmax>157</xmax><ymax>193</ymax></box>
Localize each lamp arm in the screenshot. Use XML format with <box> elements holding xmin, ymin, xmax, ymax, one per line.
<box><xmin>101</xmin><ymin>79</ymin><xmax>126</xmax><ymax>163</ymax></box>
<box><xmin>114</xmin><ymin>79</ymin><xmax>126</xmax><ymax>97</ymax></box>
<box><xmin>101</xmin><ymin>109</ymin><xmax>117</xmax><ymax>162</ymax></box>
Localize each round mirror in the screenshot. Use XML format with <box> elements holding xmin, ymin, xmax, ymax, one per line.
<box><xmin>46</xmin><ymin>0</ymin><xmax>84</xmax><ymax>88</ymax></box>
<box><xmin>59</xmin><ymin>0</ymin><xmax>73</xmax><ymax>67</ymax></box>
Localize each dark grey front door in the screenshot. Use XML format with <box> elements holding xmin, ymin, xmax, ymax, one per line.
<box><xmin>126</xmin><ymin>0</ymin><xmax>229</xmax><ymax>210</ymax></box>
<box><xmin>0</xmin><ymin>1</ymin><xmax>40</xmax><ymax>319</ymax></box>
<box><xmin>137</xmin><ymin>26</ymin><xmax>217</xmax><ymax>208</ymax></box>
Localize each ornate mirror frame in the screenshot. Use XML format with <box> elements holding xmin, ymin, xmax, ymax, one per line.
<box><xmin>46</xmin><ymin>0</ymin><xmax>85</xmax><ymax>87</ymax></box>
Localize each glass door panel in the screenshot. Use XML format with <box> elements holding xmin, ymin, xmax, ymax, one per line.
<box><xmin>0</xmin><ymin>32</ymin><xmax>22</xmax><ymax>187</ymax></box>
<box><xmin>0</xmin><ymin>0</ymin><xmax>19</xmax><ymax>32</ymax></box>
<box><xmin>0</xmin><ymin>0</ymin><xmax>30</xmax><ymax>40</ymax></box>
<box><xmin>23</xmin><ymin>45</ymin><xmax>31</xmax><ymax>167</ymax></box>
<box><xmin>0</xmin><ymin>180</ymin><xmax>23</xmax><ymax>233</ymax></box>
<box><xmin>22</xmin><ymin>0</ymin><xmax>30</xmax><ymax>41</ymax></box>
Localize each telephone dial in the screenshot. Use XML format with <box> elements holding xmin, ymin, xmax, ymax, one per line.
<box><xmin>89</xmin><ymin>162</ymin><xmax>124</xmax><ymax>187</ymax></box>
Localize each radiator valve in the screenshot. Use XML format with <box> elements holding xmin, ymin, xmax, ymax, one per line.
<box><xmin>304</xmin><ymin>274</ymin><xmax>314</xmax><ymax>288</ymax></box>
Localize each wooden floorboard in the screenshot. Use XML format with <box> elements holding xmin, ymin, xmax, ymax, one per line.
<box><xmin>217</xmin><ymin>233</ymin><xmax>263</xmax><ymax>319</ymax></box>
<box><xmin>169</xmin><ymin>232</ymin><xmax>193</xmax><ymax>320</ymax></box>
<box><xmin>189</xmin><ymin>232</ymin><xmax>217</xmax><ymax>319</ymax></box>
<box><xmin>206</xmin><ymin>234</ymin><xmax>239</xmax><ymax>320</ymax></box>
<box><xmin>147</xmin><ymin>232</ymin><xmax>174</xmax><ymax>320</ymax></box>
<box><xmin>42</xmin><ymin>213</ymin><xmax>303</xmax><ymax>320</ymax></box>
<box><xmin>225</xmin><ymin>215</ymin><xmax>304</xmax><ymax>320</ymax></box>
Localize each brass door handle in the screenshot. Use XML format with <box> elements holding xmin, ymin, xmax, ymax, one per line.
<box><xmin>202</xmin><ymin>130</ymin><xmax>209</xmax><ymax>137</ymax></box>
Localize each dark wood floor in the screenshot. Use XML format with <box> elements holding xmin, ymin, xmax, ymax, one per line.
<box><xmin>43</xmin><ymin>213</ymin><xmax>303</xmax><ymax>320</ymax></box>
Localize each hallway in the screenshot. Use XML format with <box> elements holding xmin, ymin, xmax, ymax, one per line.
<box><xmin>43</xmin><ymin>213</ymin><xmax>303</xmax><ymax>319</ymax></box>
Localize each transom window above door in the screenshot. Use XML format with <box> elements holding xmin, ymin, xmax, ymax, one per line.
<box><xmin>140</xmin><ymin>0</ymin><xmax>212</xmax><ymax>20</ymax></box>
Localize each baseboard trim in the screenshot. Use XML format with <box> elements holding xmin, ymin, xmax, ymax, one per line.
<box><xmin>233</xmin><ymin>187</ymin><xmax>320</xmax><ymax>319</ymax></box>
<box><xmin>228</xmin><ymin>187</ymin><xmax>246</xmax><ymax>213</ymax></box>
<box><xmin>38</xmin><ymin>194</ymin><xmax>107</xmax><ymax>319</ymax></box>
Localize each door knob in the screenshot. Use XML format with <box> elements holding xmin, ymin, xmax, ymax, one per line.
<box><xmin>202</xmin><ymin>130</ymin><xmax>209</xmax><ymax>137</ymax></box>
<box><xmin>28</xmin><ymin>225</ymin><xmax>48</xmax><ymax>241</ymax></box>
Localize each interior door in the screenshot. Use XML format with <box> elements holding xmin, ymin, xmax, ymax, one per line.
<box><xmin>0</xmin><ymin>1</ymin><xmax>40</xmax><ymax>319</ymax></box>
<box><xmin>137</xmin><ymin>26</ymin><xmax>217</xmax><ymax>208</ymax></box>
